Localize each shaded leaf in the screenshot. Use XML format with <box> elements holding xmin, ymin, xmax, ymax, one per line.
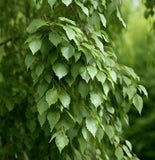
<box><xmin>37</xmin><ymin>96</ymin><xmax>49</xmax><ymax>115</ymax></box>
<box><xmin>49</xmin><ymin>32</ymin><xmax>61</xmax><ymax>46</ymax></box>
<box><xmin>48</xmin><ymin>0</ymin><xmax>57</xmax><ymax>9</ymax></box>
<box><xmin>25</xmin><ymin>53</ymin><xmax>35</xmax><ymax>69</ymax></box>
<box><xmin>47</xmin><ymin>110</ymin><xmax>60</xmax><ymax>132</ymax></box>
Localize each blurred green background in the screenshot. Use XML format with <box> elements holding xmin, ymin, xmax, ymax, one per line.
<box><xmin>115</xmin><ymin>0</ymin><xmax>155</xmax><ymax>160</ymax></box>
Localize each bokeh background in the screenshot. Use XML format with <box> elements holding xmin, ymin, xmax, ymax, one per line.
<box><xmin>115</xmin><ymin>0</ymin><xmax>155</xmax><ymax>160</ymax></box>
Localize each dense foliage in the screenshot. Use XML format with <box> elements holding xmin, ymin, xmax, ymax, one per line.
<box><xmin>0</xmin><ymin>0</ymin><xmax>146</xmax><ymax>159</ymax></box>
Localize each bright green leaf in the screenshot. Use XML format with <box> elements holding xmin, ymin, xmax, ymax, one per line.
<box><xmin>62</xmin><ymin>0</ymin><xmax>72</xmax><ymax>6</ymax></box>
<box><xmin>59</xmin><ymin>90</ymin><xmax>71</xmax><ymax>108</ymax></box>
<box><xmin>53</xmin><ymin>62</ymin><xmax>69</xmax><ymax>79</ymax></box>
<box><xmin>55</xmin><ymin>132</ymin><xmax>69</xmax><ymax>153</ymax></box>
<box><xmin>29</xmin><ymin>39</ymin><xmax>42</xmax><ymax>55</ymax></box>
<box><xmin>105</xmin><ymin>125</ymin><xmax>114</xmax><ymax>139</ymax></box>
<box><xmin>61</xmin><ymin>44</ymin><xmax>75</xmax><ymax>60</ymax></box>
<box><xmin>45</xmin><ymin>88</ymin><xmax>58</xmax><ymax>106</ymax></box>
<box><xmin>133</xmin><ymin>94</ymin><xmax>143</xmax><ymax>114</ymax></box>
<box><xmin>75</xmin><ymin>1</ymin><xmax>89</xmax><ymax>16</ymax></box>
<box><xmin>116</xmin><ymin>8</ymin><xmax>126</xmax><ymax>28</ymax></box>
<box><xmin>87</xmin><ymin>66</ymin><xmax>98</xmax><ymax>80</ymax></box>
<box><xmin>99</xmin><ymin>13</ymin><xmax>106</xmax><ymax>27</ymax></box>
<box><xmin>96</xmin><ymin>71</ymin><xmax>106</xmax><ymax>84</ymax></box>
<box><xmin>79</xmin><ymin>66</ymin><xmax>90</xmax><ymax>83</ymax></box>
<box><xmin>86</xmin><ymin>117</ymin><xmax>98</xmax><ymax>137</ymax></box>
<box><xmin>63</xmin><ymin>26</ymin><xmax>75</xmax><ymax>40</ymax></box>
<box><xmin>109</xmin><ymin>70</ymin><xmax>117</xmax><ymax>83</ymax></box>
<box><xmin>90</xmin><ymin>92</ymin><xmax>103</xmax><ymax>108</ymax></box>
<box><xmin>115</xmin><ymin>147</ymin><xmax>124</xmax><ymax>160</ymax></box>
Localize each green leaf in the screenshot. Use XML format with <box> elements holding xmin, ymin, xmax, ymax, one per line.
<box><xmin>90</xmin><ymin>92</ymin><xmax>103</xmax><ymax>108</ymax></box>
<box><xmin>25</xmin><ymin>53</ymin><xmax>35</xmax><ymax>69</ymax></box>
<box><xmin>82</xmin><ymin>127</ymin><xmax>91</xmax><ymax>142</ymax></box>
<box><xmin>61</xmin><ymin>44</ymin><xmax>75</xmax><ymax>60</ymax></box>
<box><xmin>92</xmin><ymin>34</ymin><xmax>104</xmax><ymax>52</ymax></box>
<box><xmin>106</xmin><ymin>104</ymin><xmax>115</xmax><ymax>114</ymax></box>
<box><xmin>49</xmin><ymin>32</ymin><xmax>62</xmax><ymax>46</ymax></box>
<box><xmin>101</xmin><ymin>30</ymin><xmax>110</xmax><ymax>43</ymax></box>
<box><xmin>96</xmin><ymin>127</ymin><xmax>104</xmax><ymax>143</ymax></box>
<box><xmin>37</xmin><ymin>81</ymin><xmax>48</xmax><ymax>98</ymax></box>
<box><xmin>35</xmin><ymin>64</ymin><xmax>44</xmax><ymax>78</ymax></box>
<box><xmin>139</xmin><ymin>85</ymin><xmax>148</xmax><ymax>97</ymax></box>
<box><xmin>99</xmin><ymin>13</ymin><xmax>106</xmax><ymax>27</ymax></box>
<box><xmin>48</xmin><ymin>0</ymin><xmax>57</xmax><ymax>9</ymax></box>
<box><xmin>87</xmin><ymin>66</ymin><xmax>98</xmax><ymax>80</ymax></box>
<box><xmin>63</xmin><ymin>26</ymin><xmax>75</xmax><ymax>40</ymax></box>
<box><xmin>45</xmin><ymin>88</ymin><xmax>58</xmax><ymax>106</ymax></box>
<box><xmin>58</xmin><ymin>17</ymin><xmax>76</xmax><ymax>25</ymax></box>
<box><xmin>133</xmin><ymin>94</ymin><xmax>143</xmax><ymax>114</ymax></box>
<box><xmin>86</xmin><ymin>117</ymin><xmax>98</xmax><ymax>137</ymax></box>
<box><xmin>75</xmin><ymin>1</ymin><xmax>89</xmax><ymax>16</ymax></box>
<box><xmin>122</xmin><ymin>145</ymin><xmax>132</xmax><ymax>158</ymax></box>
<box><xmin>78</xmin><ymin>80</ymin><xmax>89</xmax><ymax>98</ymax></box>
<box><xmin>49</xmin><ymin>52</ymin><xmax>58</xmax><ymax>65</ymax></box>
<box><xmin>114</xmin><ymin>118</ymin><xmax>122</xmax><ymax>132</ymax></box>
<box><xmin>37</xmin><ymin>96</ymin><xmax>49</xmax><ymax>115</ymax></box>
<box><xmin>96</xmin><ymin>71</ymin><xmax>106</xmax><ymax>84</ymax></box>
<box><xmin>47</xmin><ymin>110</ymin><xmax>60</xmax><ymax>132</ymax></box>
<box><xmin>126</xmin><ymin>86</ymin><xmax>137</xmax><ymax>100</ymax></box>
<box><xmin>116</xmin><ymin>8</ymin><xmax>126</xmax><ymax>28</ymax></box>
<box><xmin>109</xmin><ymin>70</ymin><xmax>117</xmax><ymax>83</ymax></box>
<box><xmin>71</xmin><ymin>62</ymin><xmax>82</xmax><ymax>79</ymax></box>
<box><xmin>29</xmin><ymin>39</ymin><xmax>42</xmax><ymax>55</ymax></box>
<box><xmin>74</xmin><ymin>51</ymin><xmax>81</xmax><ymax>62</ymax></box>
<box><xmin>125</xmin><ymin>140</ymin><xmax>132</xmax><ymax>150</ymax></box>
<box><xmin>38</xmin><ymin>112</ymin><xmax>47</xmax><ymax>127</ymax></box>
<box><xmin>62</xmin><ymin>0</ymin><xmax>72</xmax><ymax>6</ymax></box>
<box><xmin>105</xmin><ymin>125</ymin><xmax>114</xmax><ymax>139</ymax></box>
<box><xmin>53</xmin><ymin>62</ymin><xmax>69</xmax><ymax>79</ymax></box>
<box><xmin>26</xmin><ymin>19</ymin><xmax>46</xmax><ymax>33</ymax></box>
<box><xmin>59</xmin><ymin>90</ymin><xmax>71</xmax><ymax>108</ymax></box>
<box><xmin>79</xmin><ymin>66</ymin><xmax>90</xmax><ymax>83</ymax></box>
<box><xmin>55</xmin><ymin>132</ymin><xmax>69</xmax><ymax>153</ymax></box>
<box><xmin>115</xmin><ymin>147</ymin><xmax>124</xmax><ymax>160</ymax></box>
<box><xmin>103</xmin><ymin>83</ymin><xmax>110</xmax><ymax>96</ymax></box>
<box><xmin>123</xmin><ymin>76</ymin><xmax>131</xmax><ymax>86</ymax></box>
<box><xmin>78</xmin><ymin>137</ymin><xmax>87</xmax><ymax>154</ymax></box>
